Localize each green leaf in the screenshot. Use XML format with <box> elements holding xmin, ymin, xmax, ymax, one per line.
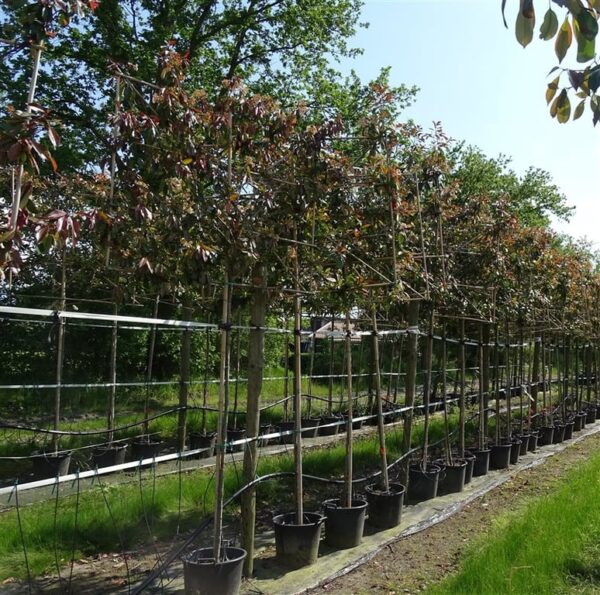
<box><xmin>573</xmin><ymin>99</ymin><xmax>586</xmax><ymax>119</ymax></box>
<box><xmin>555</xmin><ymin>18</ymin><xmax>573</xmax><ymax>62</ymax></box>
<box><xmin>576</xmin><ymin>34</ymin><xmax>595</xmax><ymax>62</ymax></box>
<box><xmin>574</xmin><ymin>8</ymin><xmax>599</xmax><ymax>40</ymax></box>
<box><xmin>546</xmin><ymin>75</ymin><xmax>561</xmax><ymax>104</ymax></box>
<box><xmin>573</xmin><ymin>15</ymin><xmax>597</xmax><ymax>62</ymax></box>
<box><xmin>540</xmin><ymin>8</ymin><xmax>559</xmax><ymax>40</ymax></box>
<box><xmin>556</xmin><ymin>89</ymin><xmax>571</xmax><ymax>123</ymax></box>
<box><xmin>516</xmin><ymin>10</ymin><xmax>535</xmax><ymax>48</ymax></box>
<box><xmin>585</xmin><ymin>64</ymin><xmax>600</xmax><ymax>92</ymax></box>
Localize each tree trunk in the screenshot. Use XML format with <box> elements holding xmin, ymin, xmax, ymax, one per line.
<box><xmin>212</xmin><ymin>274</ymin><xmax>232</xmax><ymax>561</ymax></box>
<box><xmin>107</xmin><ymin>303</ymin><xmax>118</xmax><ymax>445</ymax></box>
<box><xmin>421</xmin><ymin>309</ymin><xmax>434</xmax><ymax>468</ymax></box>
<box><xmin>51</xmin><ymin>245</ymin><xmax>67</xmax><ymax>453</ymax></box>
<box><xmin>177</xmin><ymin>300</ymin><xmax>192</xmax><ymax>452</ymax></box>
<box><xmin>344</xmin><ymin>311</ymin><xmax>354</xmax><ymax>507</ymax></box>
<box><xmin>241</xmin><ymin>265</ymin><xmax>267</xmax><ymax>577</ymax></box>
<box><xmin>293</xmin><ymin>232</ymin><xmax>304</xmax><ymax>524</ymax></box>
<box><xmin>401</xmin><ymin>300</ymin><xmax>420</xmax><ymax>486</ymax></box>
<box><xmin>458</xmin><ymin>318</ymin><xmax>466</xmax><ymax>457</ymax></box>
<box><xmin>372</xmin><ymin>306</ymin><xmax>389</xmax><ymax>491</ymax></box>
<box><xmin>143</xmin><ymin>295</ymin><xmax>160</xmax><ymax>436</ymax></box>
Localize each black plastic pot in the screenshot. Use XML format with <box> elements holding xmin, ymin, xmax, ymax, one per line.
<box><xmin>189</xmin><ymin>432</ymin><xmax>216</xmax><ymax>458</ymax></box>
<box><xmin>552</xmin><ymin>424</ymin><xmax>565</xmax><ymax>444</ymax></box>
<box><xmin>31</xmin><ymin>450</ymin><xmax>72</xmax><ymax>479</ymax></box>
<box><xmin>564</xmin><ymin>421</ymin><xmax>575</xmax><ymax>441</ymax></box>
<box><xmin>437</xmin><ymin>459</ymin><xmax>467</xmax><ymax>495</ymax></box>
<box><xmin>322</xmin><ymin>498</ymin><xmax>368</xmax><ymax>549</ymax></box>
<box><xmin>226</xmin><ymin>428</ymin><xmax>246</xmax><ymax>453</ymax></box>
<box><xmin>586</xmin><ymin>408</ymin><xmax>597</xmax><ymax>424</ymax></box>
<box><xmin>537</xmin><ymin>426</ymin><xmax>554</xmax><ymax>446</ymax></box>
<box><xmin>273</xmin><ymin>512</ymin><xmax>325</xmax><ymax>568</ymax></box>
<box><xmin>131</xmin><ymin>438</ymin><xmax>163</xmax><ymax>461</ymax></box>
<box><xmin>489</xmin><ymin>443</ymin><xmax>511</xmax><ymax>470</ymax></box>
<box><xmin>528</xmin><ymin>432</ymin><xmax>539</xmax><ymax>452</ymax></box>
<box><xmin>472</xmin><ymin>449</ymin><xmax>490</xmax><ymax>477</ymax></box>
<box><xmin>365</xmin><ymin>482</ymin><xmax>405</xmax><ymax>529</ymax></box>
<box><xmin>318</xmin><ymin>416</ymin><xmax>340</xmax><ymax>437</ymax></box>
<box><xmin>183</xmin><ymin>546</ymin><xmax>246</xmax><ymax>595</ymax></box>
<box><xmin>573</xmin><ymin>413</ymin><xmax>584</xmax><ymax>432</ymax></box>
<box><xmin>300</xmin><ymin>417</ymin><xmax>320</xmax><ymax>438</ymax></box>
<box><xmin>462</xmin><ymin>451</ymin><xmax>476</xmax><ymax>484</ymax></box>
<box><xmin>277</xmin><ymin>421</ymin><xmax>295</xmax><ymax>444</ymax></box>
<box><xmin>408</xmin><ymin>464</ymin><xmax>441</xmax><ymax>503</ymax></box>
<box><xmin>258</xmin><ymin>424</ymin><xmax>274</xmax><ymax>447</ymax></box>
<box><xmin>509</xmin><ymin>439</ymin><xmax>521</xmax><ymax>465</ymax></box>
<box><xmin>516</xmin><ymin>434</ymin><xmax>530</xmax><ymax>456</ymax></box>
<box><xmin>91</xmin><ymin>444</ymin><xmax>127</xmax><ymax>468</ymax></box>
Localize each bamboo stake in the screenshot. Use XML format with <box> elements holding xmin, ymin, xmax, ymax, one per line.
<box><xmin>200</xmin><ymin>322</ymin><xmax>210</xmax><ymax>435</ymax></box>
<box><xmin>505</xmin><ymin>321</ymin><xmax>512</xmax><ymax>440</ymax></box>
<box><xmin>478</xmin><ymin>324</ymin><xmax>485</xmax><ymax>451</ymax></box>
<box><xmin>232</xmin><ymin>309</ymin><xmax>242</xmax><ymax>430</ymax></box>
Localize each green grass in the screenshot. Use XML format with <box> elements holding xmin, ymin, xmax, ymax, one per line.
<box><xmin>0</xmin><ymin>415</ymin><xmax>456</xmax><ymax>581</ymax></box>
<box><xmin>428</xmin><ymin>449</ymin><xmax>600</xmax><ymax>595</ymax></box>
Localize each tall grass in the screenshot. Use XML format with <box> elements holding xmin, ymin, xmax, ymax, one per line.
<box><xmin>0</xmin><ymin>416</ymin><xmax>452</xmax><ymax>580</ymax></box>
<box><xmin>429</xmin><ymin>450</ymin><xmax>600</xmax><ymax>595</ymax></box>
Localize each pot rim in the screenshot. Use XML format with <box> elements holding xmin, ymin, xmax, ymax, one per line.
<box><xmin>322</xmin><ymin>497</ymin><xmax>368</xmax><ymax>511</ymax></box>
<box><xmin>272</xmin><ymin>511</ymin><xmax>326</xmax><ymax>527</ymax></box>
<box><xmin>183</xmin><ymin>546</ymin><xmax>247</xmax><ymax>566</ymax></box>
<box><xmin>365</xmin><ymin>481</ymin><xmax>406</xmax><ymax>496</ymax></box>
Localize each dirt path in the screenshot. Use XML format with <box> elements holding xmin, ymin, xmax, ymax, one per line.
<box><xmin>309</xmin><ymin>432</ymin><xmax>600</xmax><ymax>595</ymax></box>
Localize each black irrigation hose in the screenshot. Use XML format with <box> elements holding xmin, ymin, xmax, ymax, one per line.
<box><xmin>133</xmin><ymin>410</ymin><xmax>481</xmax><ymax>593</ymax></box>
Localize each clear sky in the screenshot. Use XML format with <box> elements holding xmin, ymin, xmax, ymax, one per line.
<box><xmin>339</xmin><ymin>0</ymin><xmax>600</xmax><ymax>245</ymax></box>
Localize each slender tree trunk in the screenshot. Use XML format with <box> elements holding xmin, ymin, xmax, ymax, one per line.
<box><xmin>505</xmin><ymin>321</ymin><xmax>512</xmax><ymax>440</ymax></box>
<box><xmin>458</xmin><ymin>318</ymin><xmax>466</xmax><ymax>457</ymax></box>
<box><xmin>213</xmin><ymin>274</ymin><xmax>232</xmax><ymax>560</ymax></box>
<box><xmin>177</xmin><ymin>300</ymin><xmax>192</xmax><ymax>452</ymax></box>
<box><xmin>201</xmin><ymin>323</ymin><xmax>210</xmax><ymax>435</ymax></box>
<box><xmin>531</xmin><ymin>335</ymin><xmax>541</xmax><ymax>421</ymax></box>
<box><xmin>482</xmin><ymin>323</ymin><xmax>490</xmax><ymax>436</ymax></box>
<box><xmin>241</xmin><ymin>265</ymin><xmax>267</xmax><ymax>576</ymax></box>
<box><xmin>478</xmin><ymin>324</ymin><xmax>485</xmax><ymax>451</ymax></box>
<box><xmin>143</xmin><ymin>295</ymin><xmax>159</xmax><ymax>436</ymax></box>
<box><xmin>421</xmin><ymin>309</ymin><xmax>434</xmax><ymax>468</ymax></box>
<box><xmin>283</xmin><ymin>323</ymin><xmax>290</xmax><ymax>422</ymax></box>
<box><xmin>232</xmin><ymin>310</ymin><xmax>242</xmax><ymax>430</ymax></box>
<box><xmin>372</xmin><ymin>305</ymin><xmax>389</xmax><ymax>491</ymax></box>
<box><xmin>441</xmin><ymin>322</ymin><xmax>452</xmax><ymax>463</ymax></box>
<box><xmin>107</xmin><ymin>303</ymin><xmax>118</xmax><ymax>445</ymax></box>
<box><xmin>494</xmin><ymin>324</ymin><xmax>501</xmax><ymax>444</ymax></box>
<box><xmin>51</xmin><ymin>246</ymin><xmax>67</xmax><ymax>453</ymax></box>
<box><xmin>344</xmin><ymin>311</ymin><xmax>354</xmax><ymax>507</ymax></box>
<box><xmin>327</xmin><ymin>312</ymin><xmax>335</xmax><ymax>416</ymax></box>
<box><xmin>401</xmin><ymin>300</ymin><xmax>420</xmax><ymax>486</ymax></box>
<box><xmin>293</xmin><ymin>231</ymin><xmax>304</xmax><ymax>523</ymax></box>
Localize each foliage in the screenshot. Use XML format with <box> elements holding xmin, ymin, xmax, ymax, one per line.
<box><xmin>503</xmin><ymin>0</ymin><xmax>600</xmax><ymax>125</ymax></box>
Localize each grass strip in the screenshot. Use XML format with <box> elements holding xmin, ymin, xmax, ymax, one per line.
<box><xmin>429</xmin><ymin>448</ymin><xmax>600</xmax><ymax>595</ymax></box>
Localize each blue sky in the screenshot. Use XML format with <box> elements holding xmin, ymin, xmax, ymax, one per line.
<box><xmin>339</xmin><ymin>0</ymin><xmax>600</xmax><ymax>244</ymax></box>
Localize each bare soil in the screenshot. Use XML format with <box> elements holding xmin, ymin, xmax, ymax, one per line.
<box><xmin>309</xmin><ymin>432</ymin><xmax>600</xmax><ymax>595</ymax></box>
